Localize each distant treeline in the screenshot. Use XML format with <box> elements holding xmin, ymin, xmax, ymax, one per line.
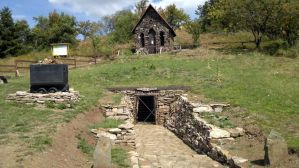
<box><xmin>0</xmin><ymin>0</ymin><xmax>194</xmax><ymax>58</ymax></box>
<box><xmin>0</xmin><ymin>0</ymin><xmax>298</xmax><ymax>58</ymax></box>
<box><xmin>198</xmin><ymin>0</ymin><xmax>299</xmax><ymax>48</ymax></box>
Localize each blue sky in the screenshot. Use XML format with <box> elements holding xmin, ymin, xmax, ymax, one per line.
<box><xmin>0</xmin><ymin>0</ymin><xmax>207</xmax><ymax>27</ymax></box>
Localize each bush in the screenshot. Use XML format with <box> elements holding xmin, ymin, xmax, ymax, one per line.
<box><xmin>276</xmin><ymin>48</ymin><xmax>298</xmax><ymax>58</ymax></box>
<box><xmin>263</xmin><ymin>42</ymin><xmax>281</xmax><ymax>55</ymax></box>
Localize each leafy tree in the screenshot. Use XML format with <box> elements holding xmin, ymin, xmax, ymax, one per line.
<box><xmin>32</xmin><ymin>16</ymin><xmax>50</xmax><ymax>49</ymax></box>
<box><xmin>135</xmin><ymin>0</ymin><xmax>149</xmax><ymax>16</ymax></box>
<box><xmin>14</xmin><ymin>20</ymin><xmax>33</xmax><ymax>55</ymax></box>
<box><xmin>78</xmin><ymin>20</ymin><xmax>102</xmax><ymax>40</ymax></box>
<box><xmin>196</xmin><ymin>0</ymin><xmax>219</xmax><ymax>32</ymax></box>
<box><xmin>159</xmin><ymin>4</ymin><xmax>190</xmax><ymax>30</ymax></box>
<box><xmin>208</xmin><ymin>0</ymin><xmax>286</xmax><ymax>49</ymax></box>
<box><xmin>276</xmin><ymin>1</ymin><xmax>299</xmax><ymax>46</ymax></box>
<box><xmin>107</xmin><ymin>10</ymin><xmax>138</xmax><ymax>44</ymax></box>
<box><xmin>0</xmin><ymin>7</ymin><xmax>17</xmax><ymax>57</ymax></box>
<box><xmin>47</xmin><ymin>11</ymin><xmax>77</xmax><ymax>44</ymax></box>
<box><xmin>185</xmin><ymin>19</ymin><xmax>202</xmax><ymax>44</ymax></box>
<box><xmin>32</xmin><ymin>11</ymin><xmax>78</xmax><ymax>49</ymax></box>
<box><xmin>101</xmin><ymin>15</ymin><xmax>116</xmax><ymax>35</ymax></box>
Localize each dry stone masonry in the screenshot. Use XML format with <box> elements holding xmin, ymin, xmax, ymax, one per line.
<box><xmin>6</xmin><ymin>88</ymin><xmax>80</xmax><ymax>106</ymax></box>
<box><xmin>109</xmin><ymin>87</ymin><xmax>185</xmax><ymax>125</ymax></box>
<box><xmin>132</xmin><ymin>5</ymin><xmax>176</xmax><ymax>54</ymax></box>
<box><xmin>165</xmin><ymin>96</ymin><xmax>248</xmax><ymax>168</ymax></box>
<box><xmin>98</xmin><ymin>88</ymin><xmax>251</xmax><ymax>168</ymax></box>
<box><xmin>90</xmin><ymin>121</ymin><xmax>136</xmax><ymax>148</ymax></box>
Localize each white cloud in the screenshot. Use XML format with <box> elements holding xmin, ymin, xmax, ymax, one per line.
<box><xmin>151</xmin><ymin>0</ymin><xmax>206</xmax><ymax>11</ymax></box>
<box><xmin>49</xmin><ymin>0</ymin><xmax>138</xmax><ymax>17</ymax></box>
<box><xmin>48</xmin><ymin>0</ymin><xmax>207</xmax><ymax>18</ymax></box>
<box><xmin>12</xmin><ymin>15</ymin><xmax>26</xmax><ymax>20</ymax></box>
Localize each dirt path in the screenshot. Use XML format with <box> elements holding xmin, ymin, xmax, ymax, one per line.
<box><xmin>22</xmin><ymin>108</ymin><xmax>103</xmax><ymax>168</ymax></box>
<box><xmin>135</xmin><ymin>124</ymin><xmax>224</xmax><ymax>168</ymax></box>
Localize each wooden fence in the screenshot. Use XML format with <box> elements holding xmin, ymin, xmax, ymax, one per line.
<box><xmin>0</xmin><ymin>56</ymin><xmax>99</xmax><ymax>77</ymax></box>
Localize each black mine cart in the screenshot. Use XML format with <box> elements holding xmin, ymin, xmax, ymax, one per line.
<box><xmin>30</xmin><ymin>64</ymin><xmax>69</xmax><ymax>93</ymax></box>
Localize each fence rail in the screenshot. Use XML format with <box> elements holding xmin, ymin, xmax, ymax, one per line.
<box><xmin>0</xmin><ymin>56</ymin><xmax>99</xmax><ymax>77</ymax></box>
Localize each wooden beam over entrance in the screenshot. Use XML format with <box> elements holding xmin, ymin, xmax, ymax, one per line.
<box><xmin>107</xmin><ymin>86</ymin><xmax>191</xmax><ymax>92</ymax></box>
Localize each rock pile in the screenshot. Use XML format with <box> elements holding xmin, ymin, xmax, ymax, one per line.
<box><xmin>39</xmin><ymin>58</ymin><xmax>62</xmax><ymax>64</ymax></box>
<box><xmin>6</xmin><ymin>89</ymin><xmax>80</xmax><ymax>106</ymax></box>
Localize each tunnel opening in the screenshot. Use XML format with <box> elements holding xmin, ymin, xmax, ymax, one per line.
<box><xmin>137</xmin><ymin>96</ymin><xmax>155</xmax><ymax>123</ymax></box>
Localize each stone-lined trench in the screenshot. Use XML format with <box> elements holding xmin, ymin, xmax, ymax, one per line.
<box><xmin>96</xmin><ymin>87</ymin><xmax>248</xmax><ymax>168</ymax></box>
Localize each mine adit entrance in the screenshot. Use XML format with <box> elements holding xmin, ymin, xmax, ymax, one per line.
<box><xmin>107</xmin><ymin>86</ymin><xmax>191</xmax><ymax>125</ymax></box>
<box><xmin>137</xmin><ymin>96</ymin><xmax>156</xmax><ymax>123</ymax></box>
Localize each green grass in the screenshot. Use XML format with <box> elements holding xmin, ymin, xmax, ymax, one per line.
<box><xmin>94</xmin><ymin>52</ymin><xmax>299</xmax><ymax>148</ymax></box>
<box><xmin>1</xmin><ymin>45</ymin><xmax>298</xmax><ymax>153</ymax></box>
<box><xmin>112</xmin><ymin>94</ymin><xmax>123</xmax><ymax>105</ymax></box>
<box><xmin>76</xmin><ymin>134</ymin><xmax>94</xmax><ymax>157</ymax></box>
<box><xmin>111</xmin><ymin>148</ymin><xmax>129</xmax><ymax>168</ymax></box>
<box><xmin>0</xmin><ymin>63</ymin><xmax>104</xmax><ymax>151</ymax></box>
<box><xmin>30</xmin><ymin>135</ymin><xmax>53</xmax><ymax>151</ymax></box>
<box><xmin>90</xmin><ymin>118</ymin><xmax>123</xmax><ymax>129</ymax></box>
<box><xmin>200</xmin><ymin>113</ymin><xmax>236</xmax><ymax>129</ymax></box>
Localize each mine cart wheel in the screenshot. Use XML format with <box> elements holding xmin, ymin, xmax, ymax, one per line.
<box><xmin>62</xmin><ymin>84</ymin><xmax>69</xmax><ymax>92</ymax></box>
<box><xmin>48</xmin><ymin>87</ymin><xmax>58</xmax><ymax>93</ymax></box>
<box><xmin>37</xmin><ymin>88</ymin><xmax>47</xmax><ymax>94</ymax></box>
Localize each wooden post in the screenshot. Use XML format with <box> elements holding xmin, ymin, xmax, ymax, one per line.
<box><xmin>74</xmin><ymin>59</ymin><xmax>77</xmax><ymax>68</ymax></box>
<box><xmin>94</xmin><ymin>57</ymin><xmax>97</xmax><ymax>64</ymax></box>
<box><xmin>14</xmin><ymin>60</ymin><xmax>19</xmax><ymax>77</ymax></box>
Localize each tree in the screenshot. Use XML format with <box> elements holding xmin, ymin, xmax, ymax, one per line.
<box><xmin>196</xmin><ymin>0</ymin><xmax>219</xmax><ymax>32</ymax></box>
<box><xmin>106</xmin><ymin>10</ymin><xmax>138</xmax><ymax>44</ymax></box>
<box><xmin>48</xmin><ymin>11</ymin><xmax>77</xmax><ymax>44</ymax></box>
<box><xmin>32</xmin><ymin>11</ymin><xmax>78</xmax><ymax>49</ymax></box>
<box><xmin>101</xmin><ymin>15</ymin><xmax>116</xmax><ymax>35</ymax></box>
<box><xmin>135</xmin><ymin>0</ymin><xmax>149</xmax><ymax>16</ymax></box>
<box><xmin>14</xmin><ymin>20</ymin><xmax>33</xmax><ymax>55</ymax></box>
<box><xmin>277</xmin><ymin>1</ymin><xmax>299</xmax><ymax>46</ymax></box>
<box><xmin>208</xmin><ymin>0</ymin><xmax>286</xmax><ymax>49</ymax></box>
<box><xmin>78</xmin><ymin>20</ymin><xmax>102</xmax><ymax>40</ymax></box>
<box><xmin>32</xmin><ymin>16</ymin><xmax>50</xmax><ymax>49</ymax></box>
<box><xmin>185</xmin><ymin>19</ymin><xmax>202</xmax><ymax>44</ymax></box>
<box><xmin>0</xmin><ymin>7</ymin><xmax>17</xmax><ymax>57</ymax></box>
<box><xmin>160</xmin><ymin>4</ymin><xmax>190</xmax><ymax>30</ymax></box>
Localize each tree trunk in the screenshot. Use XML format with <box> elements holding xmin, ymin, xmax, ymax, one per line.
<box><xmin>252</xmin><ymin>30</ymin><xmax>262</xmax><ymax>49</ymax></box>
<box><xmin>255</xmin><ymin>38</ymin><xmax>262</xmax><ymax>49</ymax></box>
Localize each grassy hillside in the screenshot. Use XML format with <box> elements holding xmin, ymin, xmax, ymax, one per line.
<box><xmin>1</xmin><ymin>47</ymin><xmax>298</xmax><ymax>152</ymax></box>
<box><xmin>1</xmin><ymin>31</ymin><xmax>299</xmax><ymax>157</ymax></box>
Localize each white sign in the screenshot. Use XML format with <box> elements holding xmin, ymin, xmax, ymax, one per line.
<box><xmin>52</xmin><ymin>45</ymin><xmax>68</xmax><ymax>56</ymax></box>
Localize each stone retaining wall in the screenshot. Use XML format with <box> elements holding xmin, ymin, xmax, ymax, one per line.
<box><xmin>100</xmin><ymin>100</ymin><xmax>136</xmax><ymax>148</ymax></box>
<box><xmin>91</xmin><ymin>121</ymin><xmax>136</xmax><ymax>148</ymax></box>
<box><xmin>114</xmin><ymin>89</ymin><xmax>185</xmax><ymax>125</ymax></box>
<box><xmin>165</xmin><ymin>96</ymin><xmax>247</xmax><ymax>168</ymax></box>
<box><xmin>6</xmin><ymin>89</ymin><xmax>80</xmax><ymax>106</ymax></box>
